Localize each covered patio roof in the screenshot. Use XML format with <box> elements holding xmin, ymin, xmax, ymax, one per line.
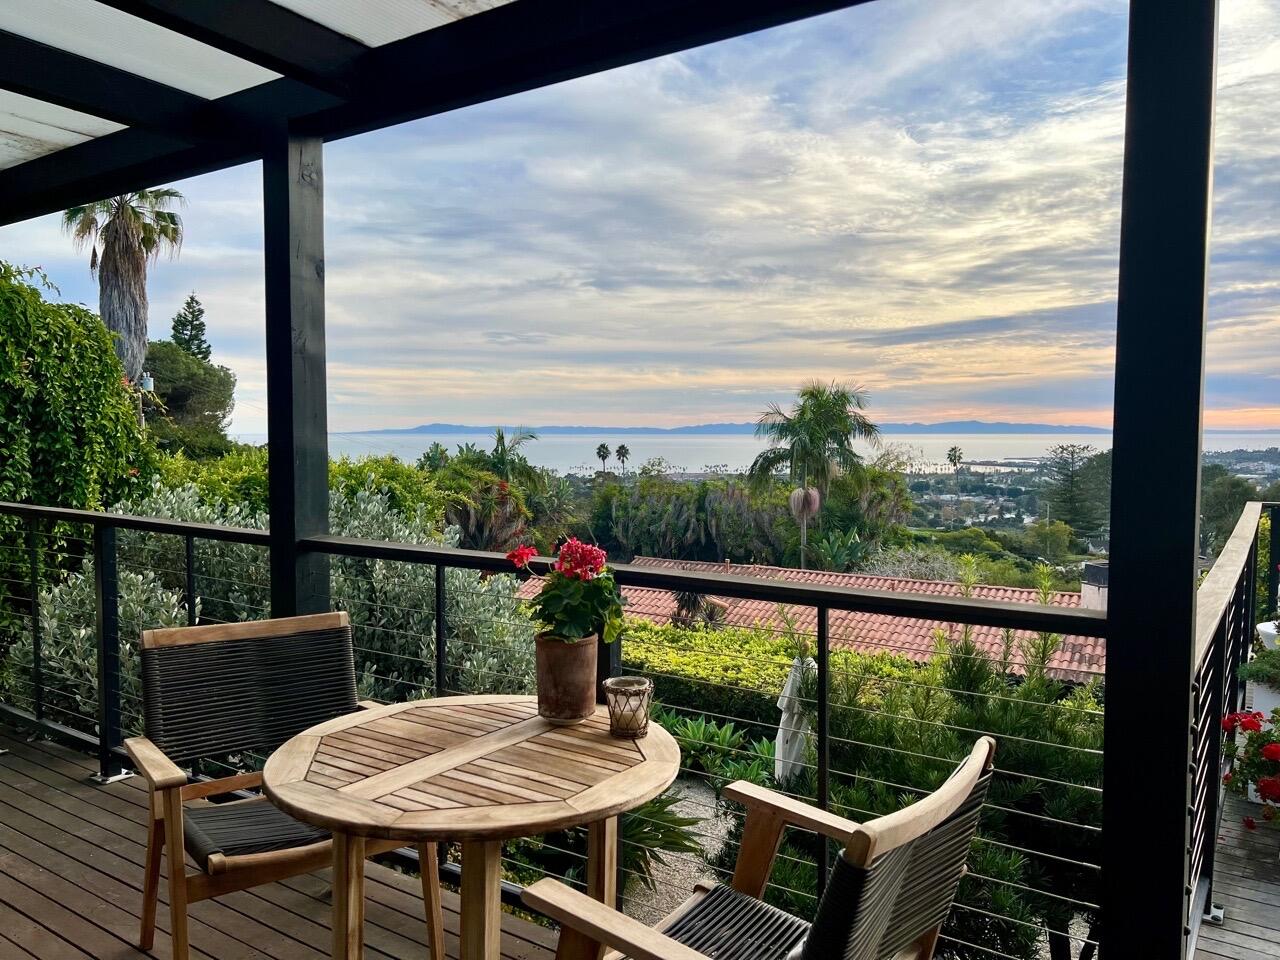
<box><xmin>0</xmin><ymin>0</ymin><xmax>865</xmax><ymax>225</ymax></box>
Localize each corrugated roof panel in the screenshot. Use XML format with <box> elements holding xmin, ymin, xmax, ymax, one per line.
<box><xmin>0</xmin><ymin>90</ymin><xmax>124</xmax><ymax>172</ymax></box>
<box><xmin>0</xmin><ymin>0</ymin><xmax>277</xmax><ymax>100</ymax></box>
<box><xmin>269</xmin><ymin>0</ymin><xmax>513</xmax><ymax>47</ymax></box>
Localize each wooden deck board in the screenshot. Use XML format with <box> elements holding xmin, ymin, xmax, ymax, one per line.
<box><xmin>1194</xmin><ymin>792</ymin><xmax>1280</xmax><ymax>960</ymax></box>
<box><xmin>0</xmin><ymin>725</ymin><xmax>554</xmax><ymax>960</ymax></box>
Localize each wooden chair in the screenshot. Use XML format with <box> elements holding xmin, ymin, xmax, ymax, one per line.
<box><xmin>123</xmin><ymin>612</ymin><xmax>445</xmax><ymax>960</ymax></box>
<box><xmin>525</xmin><ymin>736</ymin><xmax>996</xmax><ymax>960</ymax></box>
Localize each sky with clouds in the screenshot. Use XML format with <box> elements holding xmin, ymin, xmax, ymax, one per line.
<box><xmin>2</xmin><ymin>0</ymin><xmax>1278</xmax><ymax>434</ymax></box>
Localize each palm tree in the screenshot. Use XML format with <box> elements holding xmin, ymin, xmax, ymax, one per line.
<box><xmin>747</xmin><ymin>380</ymin><xmax>880</xmax><ymax>568</ymax></box>
<box><xmin>490</xmin><ymin>427</ymin><xmax>542</xmax><ymax>492</ymax></box>
<box><xmin>596</xmin><ymin>443</ymin><xmax>611</xmax><ymax>474</ymax></box>
<box><xmin>615</xmin><ymin>444</ymin><xmax>631</xmax><ymax>476</ymax></box>
<box><xmin>63</xmin><ymin>189</ymin><xmax>185</xmax><ymax>381</ymax></box>
<box><xmin>947</xmin><ymin>445</ymin><xmax>964</xmax><ymax>475</ymax></box>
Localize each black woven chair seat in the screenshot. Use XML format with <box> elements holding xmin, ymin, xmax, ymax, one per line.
<box><xmin>183</xmin><ymin>798</ymin><xmax>330</xmax><ymax>871</ymax></box>
<box><xmin>625</xmin><ymin>884</ymin><xmax>810</xmax><ymax>960</ymax></box>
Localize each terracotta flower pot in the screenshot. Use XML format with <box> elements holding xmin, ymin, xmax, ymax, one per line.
<box><xmin>536</xmin><ymin>632</ymin><xmax>598</xmax><ymax>725</ymax></box>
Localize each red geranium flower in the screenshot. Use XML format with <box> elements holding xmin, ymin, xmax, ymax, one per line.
<box><xmin>1241</xmin><ymin>714</ymin><xmax>1264</xmax><ymax>733</ymax></box>
<box><xmin>1257</xmin><ymin>775</ymin><xmax>1280</xmax><ymax>803</ymax></box>
<box><xmin>1244</xmin><ymin>816</ymin><xmax>1257</xmax><ymax>830</ymax></box>
<box><xmin>1222</xmin><ymin>772</ymin><xmax>1233</xmax><ymax>785</ymax></box>
<box><xmin>1263</xmin><ymin>743</ymin><xmax>1280</xmax><ymax>763</ymax></box>
<box><xmin>506</xmin><ymin>544</ymin><xmax>537</xmax><ymax>569</ymax></box>
<box><xmin>1223</xmin><ymin>714</ymin><xmax>1239</xmax><ymax>732</ymax></box>
<box><xmin>553</xmin><ymin>538</ymin><xmax>608</xmax><ymax>581</ymax></box>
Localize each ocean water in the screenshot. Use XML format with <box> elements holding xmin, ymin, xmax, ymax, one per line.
<box><xmin>231</xmin><ymin>431</ymin><xmax>1279</xmax><ymax>475</ymax></box>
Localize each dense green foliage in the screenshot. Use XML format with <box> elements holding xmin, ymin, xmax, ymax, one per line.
<box><xmin>0</xmin><ymin>263</ymin><xmax>153</xmax><ymax>511</ymax></box>
<box><xmin>144</xmin><ymin>340</ymin><xmax>236</xmax><ymax>458</ymax></box>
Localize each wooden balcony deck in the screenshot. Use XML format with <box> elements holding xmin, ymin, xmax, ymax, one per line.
<box><xmin>1194</xmin><ymin>792</ymin><xmax>1280</xmax><ymax>960</ymax></box>
<box><xmin>0</xmin><ymin>725</ymin><xmax>555</xmax><ymax>960</ymax></box>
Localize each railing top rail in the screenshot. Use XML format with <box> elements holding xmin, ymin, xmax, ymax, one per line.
<box><xmin>0</xmin><ymin>499</ymin><xmax>1107</xmax><ymax>637</ymax></box>
<box><xmin>1194</xmin><ymin>500</ymin><xmax>1265</xmax><ymax>663</ymax></box>
<box><xmin>0</xmin><ymin>501</ymin><xmax>270</xmax><ymax>546</ymax></box>
<box><xmin>304</xmin><ymin>533</ymin><xmax>1109</xmax><ymax>638</ymax></box>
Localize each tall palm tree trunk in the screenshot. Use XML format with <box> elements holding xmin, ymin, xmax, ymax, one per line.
<box><xmin>98</xmin><ymin>222</ymin><xmax>149</xmax><ymax>380</ymax></box>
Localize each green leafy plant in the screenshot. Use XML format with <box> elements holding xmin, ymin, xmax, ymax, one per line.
<box><xmin>508</xmin><ymin>539</ymin><xmax>624</xmax><ymax>643</ymax></box>
<box><xmin>1240</xmin><ymin>646</ymin><xmax>1280</xmax><ymax>689</ymax></box>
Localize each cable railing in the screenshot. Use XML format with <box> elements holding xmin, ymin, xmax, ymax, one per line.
<box><xmin>0</xmin><ymin>499</ymin><xmax>1274</xmax><ymax>960</ymax></box>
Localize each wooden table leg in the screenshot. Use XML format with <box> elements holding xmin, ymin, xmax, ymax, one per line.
<box><xmin>587</xmin><ymin>817</ymin><xmax>618</xmax><ymax>909</ymax></box>
<box><xmin>332</xmin><ymin>832</ymin><xmax>366</xmax><ymax>960</ymax></box>
<box><xmin>460</xmin><ymin>839</ymin><xmax>502</xmax><ymax>960</ymax></box>
<box><xmin>417</xmin><ymin>842</ymin><xmax>446</xmax><ymax>960</ymax></box>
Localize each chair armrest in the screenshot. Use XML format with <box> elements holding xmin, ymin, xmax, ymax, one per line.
<box><xmin>523</xmin><ymin>879</ymin><xmax>710</xmax><ymax>960</ymax></box>
<box><xmin>124</xmin><ymin>737</ymin><xmax>186</xmax><ymax>791</ymax></box>
<box><xmin>722</xmin><ymin>780</ymin><xmax>858</xmax><ymax>840</ymax></box>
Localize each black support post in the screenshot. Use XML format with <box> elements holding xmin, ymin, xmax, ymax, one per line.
<box><xmin>815</xmin><ymin>606</ymin><xmax>831</xmax><ymax>896</ymax></box>
<box><xmin>92</xmin><ymin>524</ymin><xmax>125</xmax><ymax>782</ymax></box>
<box><xmin>434</xmin><ymin>563</ymin><xmax>448</xmax><ymax>698</ymax></box>
<box><xmin>1103</xmin><ymin>1</ymin><xmax>1218</xmax><ymax>957</ymax></box>
<box><xmin>28</xmin><ymin>518</ymin><xmax>42</xmax><ymax>722</ymax></box>
<box><xmin>185</xmin><ymin>533</ymin><xmax>197</xmax><ymax>626</ymax></box>
<box><xmin>264</xmin><ymin>128</ymin><xmax>330</xmax><ymax>617</ymax></box>
<box><xmin>1268</xmin><ymin>504</ymin><xmax>1278</xmax><ymax>618</ymax></box>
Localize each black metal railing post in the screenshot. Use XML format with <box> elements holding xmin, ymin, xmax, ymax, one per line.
<box><xmin>92</xmin><ymin>523</ymin><xmax>125</xmax><ymax>782</ymax></box>
<box><xmin>434</xmin><ymin>563</ymin><xmax>447</xmax><ymax>699</ymax></box>
<box><xmin>816</xmin><ymin>605</ymin><xmax>831</xmax><ymax>897</ymax></box>
<box><xmin>28</xmin><ymin>517</ymin><xmax>43</xmax><ymax>722</ymax></box>
<box><xmin>1268</xmin><ymin>504</ymin><xmax>1279</xmax><ymax>618</ymax></box>
<box><xmin>185</xmin><ymin>534</ymin><xmax>197</xmax><ymax>627</ymax></box>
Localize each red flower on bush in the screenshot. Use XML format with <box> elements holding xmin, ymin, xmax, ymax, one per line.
<box><xmin>1263</xmin><ymin>743</ymin><xmax>1280</xmax><ymax>763</ymax></box>
<box><xmin>506</xmin><ymin>544</ymin><xmax>537</xmax><ymax>569</ymax></box>
<box><xmin>1244</xmin><ymin>816</ymin><xmax>1257</xmax><ymax>830</ymax></box>
<box><xmin>1241</xmin><ymin>714</ymin><xmax>1265</xmax><ymax>733</ymax></box>
<box><xmin>1258</xmin><ymin>776</ymin><xmax>1280</xmax><ymax>803</ymax></box>
<box><xmin>1223</xmin><ymin>772</ymin><xmax>1234</xmax><ymax>785</ymax></box>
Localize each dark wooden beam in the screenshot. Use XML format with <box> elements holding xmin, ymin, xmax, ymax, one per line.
<box><xmin>92</xmin><ymin>0</ymin><xmax>366</xmax><ymax>97</ymax></box>
<box><xmin>263</xmin><ymin>130</ymin><xmax>330</xmax><ymax>617</ymax></box>
<box><xmin>1103</xmin><ymin>1</ymin><xmax>1219</xmax><ymax>958</ymax></box>
<box><xmin>0</xmin><ymin>29</ymin><xmax>220</xmax><ymax>138</ymax></box>
<box><xmin>303</xmin><ymin>0</ymin><xmax>875</xmax><ymax>140</ymax></box>
<box><xmin>0</xmin><ymin>0</ymin><xmax>863</xmax><ymax>225</ymax></box>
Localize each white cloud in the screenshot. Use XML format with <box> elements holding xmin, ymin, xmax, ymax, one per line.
<box><xmin>0</xmin><ymin>0</ymin><xmax>1276</xmax><ymax>433</ymax></box>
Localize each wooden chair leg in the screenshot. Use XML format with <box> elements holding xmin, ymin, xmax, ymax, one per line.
<box><xmin>917</xmin><ymin>923</ymin><xmax>942</xmax><ymax>960</ymax></box>
<box><xmin>417</xmin><ymin>843</ymin><xmax>445</xmax><ymax>960</ymax></box>
<box><xmin>140</xmin><ymin>815</ymin><xmax>163</xmax><ymax>950</ymax></box>
<box><xmin>162</xmin><ymin>790</ymin><xmax>190</xmax><ymax>960</ymax></box>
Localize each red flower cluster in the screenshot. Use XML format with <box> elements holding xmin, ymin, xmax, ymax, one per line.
<box><xmin>1263</xmin><ymin>743</ymin><xmax>1280</xmax><ymax>763</ymax></box>
<box><xmin>1258</xmin><ymin>775</ymin><xmax>1280</xmax><ymax>803</ymax></box>
<box><xmin>1222</xmin><ymin>772</ymin><xmax>1234</xmax><ymax>785</ymax></box>
<box><xmin>506</xmin><ymin>544</ymin><xmax>537</xmax><ymax>569</ymax></box>
<box><xmin>1222</xmin><ymin>710</ymin><xmax>1266</xmax><ymax>733</ymax></box>
<box><xmin>1244</xmin><ymin>816</ymin><xmax>1257</xmax><ymax>830</ymax></box>
<box><xmin>554</xmin><ymin>538</ymin><xmax>608</xmax><ymax>581</ymax></box>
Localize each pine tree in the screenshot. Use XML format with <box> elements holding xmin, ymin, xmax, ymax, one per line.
<box><xmin>170</xmin><ymin>292</ymin><xmax>211</xmax><ymax>361</ymax></box>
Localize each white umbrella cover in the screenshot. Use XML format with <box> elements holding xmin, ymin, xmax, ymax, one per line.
<box><xmin>775</xmin><ymin>656</ymin><xmax>816</xmax><ymax>785</ymax></box>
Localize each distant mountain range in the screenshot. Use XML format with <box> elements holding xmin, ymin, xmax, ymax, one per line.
<box><xmin>356</xmin><ymin>419</ymin><xmax>1117</xmax><ymax>436</ymax></box>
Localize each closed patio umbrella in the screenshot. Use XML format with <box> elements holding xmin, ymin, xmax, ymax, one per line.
<box><xmin>775</xmin><ymin>655</ymin><xmax>816</xmax><ymax>785</ymax></box>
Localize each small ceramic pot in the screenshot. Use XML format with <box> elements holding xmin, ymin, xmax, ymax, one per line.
<box><xmin>535</xmin><ymin>632</ymin><xmax>598</xmax><ymax>725</ymax></box>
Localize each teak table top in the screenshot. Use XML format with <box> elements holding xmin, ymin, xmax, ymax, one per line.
<box><xmin>263</xmin><ymin>694</ymin><xmax>680</xmax><ymax>843</ymax></box>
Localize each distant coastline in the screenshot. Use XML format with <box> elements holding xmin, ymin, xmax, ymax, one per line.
<box><xmin>355</xmin><ymin>419</ymin><xmax>1124</xmax><ymax>436</ymax></box>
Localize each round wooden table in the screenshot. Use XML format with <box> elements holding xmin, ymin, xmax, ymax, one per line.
<box><xmin>263</xmin><ymin>694</ymin><xmax>680</xmax><ymax>960</ymax></box>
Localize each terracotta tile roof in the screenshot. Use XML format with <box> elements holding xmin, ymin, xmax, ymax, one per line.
<box><xmin>521</xmin><ymin>557</ymin><xmax>1105</xmax><ymax>682</ymax></box>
